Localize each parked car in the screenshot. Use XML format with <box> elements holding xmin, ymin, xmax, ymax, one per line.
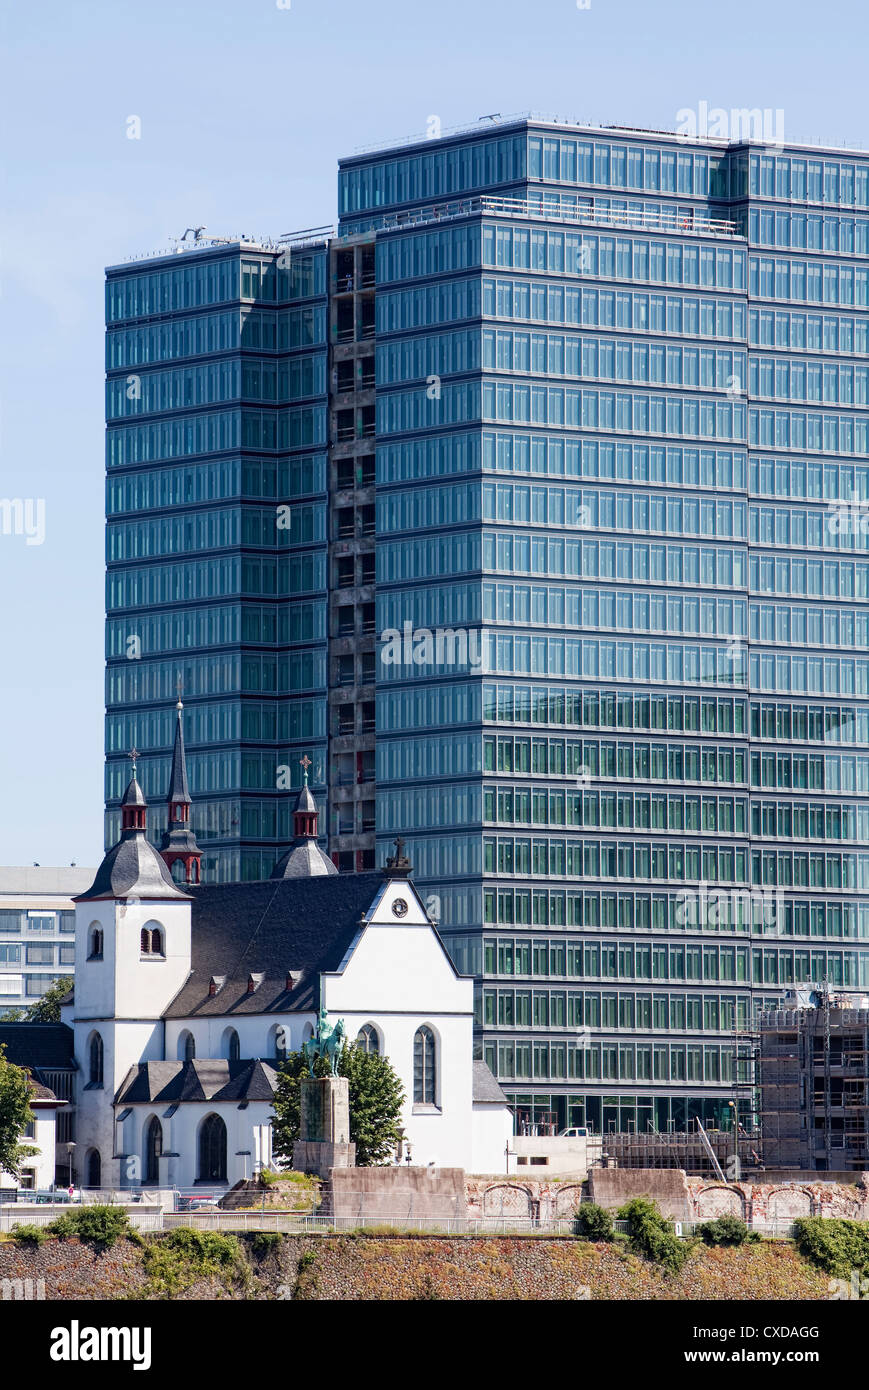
<box><xmin>177</xmin><ymin>1196</ymin><xmax>220</xmax><ymax>1212</ymax></box>
<box><xmin>557</xmin><ymin>1127</ymin><xmax>589</xmax><ymax>1139</ymax></box>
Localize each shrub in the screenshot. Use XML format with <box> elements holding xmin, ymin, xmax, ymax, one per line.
<box><xmin>48</xmin><ymin>1205</ymin><xmax>131</xmax><ymax>1247</ymax></box>
<box><xmin>698</xmin><ymin>1215</ymin><xmax>757</xmax><ymax>1247</ymax></box>
<box><xmin>251</xmin><ymin>1231</ymin><xmax>282</xmax><ymax>1255</ymax></box>
<box><xmin>139</xmin><ymin>1227</ymin><xmax>249</xmax><ymax>1298</ymax></box>
<box><xmin>573</xmin><ymin>1202</ymin><xmax>614</xmax><ymax>1241</ymax></box>
<box><xmin>792</xmin><ymin>1217</ymin><xmax>869</xmax><ymax>1279</ymax></box>
<box><xmin>11</xmin><ymin>1222</ymin><xmax>49</xmax><ymax>1246</ymax></box>
<box><xmin>617</xmin><ymin>1196</ymin><xmax>693</xmax><ymax>1274</ymax></box>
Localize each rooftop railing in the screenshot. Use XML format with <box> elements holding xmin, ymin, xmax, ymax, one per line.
<box><xmin>345</xmin><ymin>193</ymin><xmax>738</xmax><ymax>239</ymax></box>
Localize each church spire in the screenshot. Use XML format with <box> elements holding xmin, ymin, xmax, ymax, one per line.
<box><xmin>159</xmin><ymin>696</ymin><xmax>202</xmax><ymax>885</ymax></box>
<box><xmin>270</xmin><ymin>756</ymin><xmax>337</xmax><ymax>879</ymax></box>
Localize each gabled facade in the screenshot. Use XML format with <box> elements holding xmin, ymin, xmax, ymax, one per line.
<box><xmin>69</xmin><ymin>767</ymin><xmax>511</xmax><ymax>1189</ymax></box>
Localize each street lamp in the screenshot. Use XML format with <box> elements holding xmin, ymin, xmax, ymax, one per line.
<box><xmin>66</xmin><ymin>1141</ymin><xmax>76</xmax><ymax>1192</ymax></box>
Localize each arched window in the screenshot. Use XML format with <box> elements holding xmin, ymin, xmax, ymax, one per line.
<box><xmin>86</xmin><ymin>1149</ymin><xmax>101</xmax><ymax>1188</ymax></box>
<box><xmin>144</xmin><ymin>1116</ymin><xmax>162</xmax><ymax>1185</ymax></box>
<box><xmin>413</xmin><ymin>1025</ymin><xmax>436</xmax><ymax>1105</ymax></box>
<box><xmin>178</xmin><ymin>1030</ymin><xmax>195</xmax><ymax>1062</ymax></box>
<box><xmin>88</xmin><ymin>1032</ymin><xmax>104</xmax><ymax>1087</ymax></box>
<box><xmin>222</xmin><ymin>1027</ymin><xmax>240</xmax><ymax>1062</ymax></box>
<box><xmin>356</xmin><ymin>1023</ymin><xmax>380</xmax><ymax>1055</ymax></box>
<box><xmin>269</xmin><ymin>1024</ymin><xmax>288</xmax><ymax>1063</ymax></box>
<box><xmin>88</xmin><ymin>924</ymin><xmax>103</xmax><ymax>960</ymax></box>
<box><xmin>198</xmin><ymin>1113</ymin><xmax>227</xmax><ymax>1182</ymax></box>
<box><xmin>140</xmin><ymin>921</ymin><xmax>164</xmax><ymax>957</ymax></box>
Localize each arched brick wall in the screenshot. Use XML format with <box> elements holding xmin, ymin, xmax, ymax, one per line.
<box><xmin>694</xmin><ymin>1185</ymin><xmax>746</xmax><ymax>1219</ymax></box>
<box><xmin>482</xmin><ymin>1183</ymin><xmax>533</xmax><ymax>1217</ymax></box>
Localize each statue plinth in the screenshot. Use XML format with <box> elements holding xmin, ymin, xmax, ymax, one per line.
<box><xmin>293</xmin><ymin>1075</ymin><xmax>355</xmax><ymax>1177</ymax></box>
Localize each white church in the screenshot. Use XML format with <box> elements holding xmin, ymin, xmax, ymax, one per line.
<box><xmin>63</xmin><ymin>705</ymin><xmax>512</xmax><ymax>1190</ymax></box>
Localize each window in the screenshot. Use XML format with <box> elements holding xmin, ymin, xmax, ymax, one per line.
<box><xmin>88</xmin><ymin>1032</ymin><xmax>104</xmax><ymax>1087</ymax></box>
<box><xmin>140</xmin><ymin>921</ymin><xmax>164</xmax><ymax>956</ymax></box>
<box><xmin>88</xmin><ymin>924</ymin><xmax>104</xmax><ymax>960</ymax></box>
<box><xmin>413</xmin><ymin>1025</ymin><xmax>437</xmax><ymax>1105</ymax></box>
<box><xmin>198</xmin><ymin>1113</ymin><xmax>227</xmax><ymax>1182</ymax></box>
<box><xmin>223</xmin><ymin>1027</ymin><xmax>240</xmax><ymax>1062</ymax></box>
<box><xmin>270</xmin><ymin>1024</ymin><xmax>288</xmax><ymax>1063</ymax></box>
<box><xmin>178</xmin><ymin>1030</ymin><xmax>195</xmax><ymax>1062</ymax></box>
<box><xmin>144</xmin><ymin>1116</ymin><xmax>162</xmax><ymax>1184</ymax></box>
<box><xmin>86</xmin><ymin>1149</ymin><xmax>101</xmax><ymax>1189</ymax></box>
<box><xmin>356</xmin><ymin>1023</ymin><xmax>380</xmax><ymax>1055</ymax></box>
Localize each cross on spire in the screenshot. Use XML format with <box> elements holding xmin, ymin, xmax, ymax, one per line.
<box><xmin>128</xmin><ymin>746</ymin><xmax>140</xmax><ymax>774</ymax></box>
<box><xmin>300</xmin><ymin>754</ymin><xmax>312</xmax><ymax>783</ymax></box>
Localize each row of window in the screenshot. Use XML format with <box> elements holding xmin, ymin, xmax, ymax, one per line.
<box><xmin>751</xmin><ymin>356</ymin><xmax>869</xmax><ymax>405</ymax></box>
<box><xmin>106</xmin><ymin>503</ymin><xmax>325</xmax><ymax>561</ymax></box>
<box><xmin>107</xmin><ymin>551</ymin><xmax>325</xmax><ymax>610</ymax></box>
<box><xmin>107</xmin><ymin>405</ymin><xmax>327</xmax><ymax>468</ymax></box>
<box><xmin>106</xmin><ymin>647</ymin><xmax>325</xmax><ymax>705</ymax></box>
<box><xmin>478</xmin><ymin>890</ymin><xmax>869</xmax><ymax>937</ymax></box>
<box><xmin>0</xmin><ymin>944</ymin><xmax>75</xmax><ymax>964</ymax></box>
<box><xmin>483</xmin><ymin>277</ymin><xmax>747</xmax><ymax>340</ymax></box>
<box><xmin>482</xmin><ymin>482</ymin><xmax>748</xmax><ymax>535</ymax></box>
<box><xmin>483</xmin><ymin>224</ymin><xmax>747</xmax><ymax>289</ymax></box>
<box><xmin>107</xmin><ymin>700</ymin><xmax>325</xmax><ymax>756</ymax></box>
<box><xmin>479</xmin><ymin>381</ymin><xmax>747</xmax><ymax>439</ymax></box>
<box><xmin>484</xmin><ymin>834</ymin><xmax>869</xmax><ymax>890</ymax></box>
<box><xmin>750</xmin><ymin>256</ymin><xmax>868</xmax><ymax>307</ymax></box>
<box><xmin>749</xmin><ymin>207</ymin><xmax>869</xmax><ymax>252</ymax></box>
<box><xmin>750</xmin><ymin>310</ymin><xmax>868</xmax><ymax>356</ymax></box>
<box><xmin>106</xmin><ymin>600</ymin><xmax>326</xmax><ymax>662</ymax></box>
<box><xmin>484</xmin><ymin>786</ymin><xmax>750</xmax><ymax>835</ymax></box>
<box><xmin>481</xmin><ymin>938</ymin><xmax>868</xmax><ymax>987</ymax></box>
<box><xmin>0</xmin><ymin>910</ymin><xmax>75</xmax><ymax>934</ymax></box>
<box><xmin>107</xmin><ymin>454</ymin><xmax>327</xmax><ymax>515</ymax></box>
<box><xmin>490</xmin><ymin>1039</ymin><xmax>738</xmax><ymax>1084</ymax></box>
<box><xmin>482</xmin><ymin>331</ymin><xmax>748</xmax><ymax>392</ymax></box>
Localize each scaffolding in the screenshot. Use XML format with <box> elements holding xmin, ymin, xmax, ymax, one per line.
<box><xmin>758</xmin><ymin>990</ymin><xmax>869</xmax><ymax>1171</ymax></box>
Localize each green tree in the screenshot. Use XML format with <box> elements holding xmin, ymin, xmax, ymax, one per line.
<box><xmin>0</xmin><ymin>1045</ymin><xmax>35</xmax><ymax>1179</ymax></box>
<box><xmin>272</xmin><ymin>1044</ymin><xmax>405</xmax><ymax>1167</ymax></box>
<box><xmin>0</xmin><ymin>976</ymin><xmax>73</xmax><ymax>1024</ymax></box>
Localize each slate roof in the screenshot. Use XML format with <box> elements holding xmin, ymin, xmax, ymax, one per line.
<box><xmin>167</xmin><ymin>705</ymin><xmax>191</xmax><ymax>803</ymax></box>
<box><xmin>472</xmin><ymin>1060</ymin><xmax>509</xmax><ymax>1105</ymax></box>
<box><xmin>75</xmin><ymin>827</ymin><xmax>190</xmax><ymax>902</ymax></box>
<box><xmin>115</xmin><ymin>1057</ymin><xmax>278</xmax><ymax>1105</ymax></box>
<box><xmin>0</xmin><ymin>1023</ymin><xmax>76</xmax><ymax>1070</ymax></box>
<box><xmin>162</xmin><ymin>872</ymin><xmax>385</xmax><ymax>1018</ymax></box>
<box><xmin>270</xmin><ymin>836</ymin><xmax>338</xmax><ymax>879</ymax></box>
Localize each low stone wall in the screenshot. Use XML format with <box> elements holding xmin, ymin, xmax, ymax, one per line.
<box><xmin>687</xmin><ymin>1174</ymin><xmax>869</xmax><ymax>1223</ymax></box>
<box><xmin>589</xmin><ymin>1168</ymin><xmax>692</xmax><ymax>1220</ymax></box>
<box><xmin>330</xmin><ymin>1166</ymin><xmax>466</xmax><ymax>1220</ymax></box>
<box><xmin>0</xmin><ymin>1233</ymin><xmax>835</xmax><ymax>1301</ymax></box>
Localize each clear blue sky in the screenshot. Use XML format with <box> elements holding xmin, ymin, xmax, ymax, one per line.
<box><xmin>0</xmin><ymin>0</ymin><xmax>866</xmax><ymax>865</ymax></box>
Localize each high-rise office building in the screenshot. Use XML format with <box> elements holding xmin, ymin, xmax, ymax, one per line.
<box><xmin>106</xmin><ymin>116</ymin><xmax>869</xmax><ymax>1134</ymax></box>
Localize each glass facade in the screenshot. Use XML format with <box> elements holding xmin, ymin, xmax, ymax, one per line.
<box><xmin>340</xmin><ymin>120</ymin><xmax>869</xmax><ymax>1133</ymax></box>
<box><xmin>105</xmin><ymin>245</ymin><xmax>330</xmax><ymax>880</ymax></box>
<box><xmin>108</xmin><ymin>118</ymin><xmax>869</xmax><ymax>1130</ymax></box>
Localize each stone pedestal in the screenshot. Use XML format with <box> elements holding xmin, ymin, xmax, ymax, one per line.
<box><xmin>293</xmin><ymin>1075</ymin><xmax>355</xmax><ymax>1177</ymax></box>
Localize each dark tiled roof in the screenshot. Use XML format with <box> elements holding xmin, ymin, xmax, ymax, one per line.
<box><xmin>270</xmin><ymin>837</ymin><xmax>337</xmax><ymax>879</ymax></box>
<box><xmin>75</xmin><ymin>828</ymin><xmax>190</xmax><ymax>902</ymax></box>
<box><xmin>167</xmin><ymin>705</ymin><xmax>191</xmax><ymax>804</ymax></box>
<box><xmin>115</xmin><ymin>1057</ymin><xmax>279</xmax><ymax>1105</ymax></box>
<box><xmin>162</xmin><ymin>873</ymin><xmax>384</xmax><ymax>1018</ymax></box>
<box><xmin>472</xmin><ymin>1060</ymin><xmax>509</xmax><ymax>1104</ymax></box>
<box><xmin>0</xmin><ymin>1023</ymin><xmax>75</xmax><ymax>1070</ymax></box>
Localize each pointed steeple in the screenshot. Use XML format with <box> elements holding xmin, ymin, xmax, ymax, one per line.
<box><xmin>77</xmin><ymin>749</ymin><xmax>189</xmax><ymax>902</ymax></box>
<box><xmin>159</xmin><ymin>698</ymin><xmax>202</xmax><ymax>885</ymax></box>
<box><xmin>270</xmin><ymin>757</ymin><xmax>337</xmax><ymax>879</ymax></box>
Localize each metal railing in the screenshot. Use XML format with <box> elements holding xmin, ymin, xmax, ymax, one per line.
<box><xmin>0</xmin><ymin>1203</ymin><xmax>807</xmax><ymax>1240</ymax></box>
<box><xmin>345</xmin><ymin>193</ymin><xmax>737</xmax><ymax>239</ymax></box>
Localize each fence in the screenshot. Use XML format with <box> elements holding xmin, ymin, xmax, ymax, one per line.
<box><xmin>0</xmin><ymin>1205</ymin><xmax>803</xmax><ymax>1240</ymax></box>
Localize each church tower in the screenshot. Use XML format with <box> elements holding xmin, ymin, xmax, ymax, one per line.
<box><xmin>159</xmin><ymin>698</ymin><xmax>202</xmax><ymax>884</ymax></box>
<box><xmin>270</xmin><ymin>757</ymin><xmax>338</xmax><ymax>879</ymax></box>
<box><xmin>72</xmin><ymin>752</ymin><xmax>193</xmax><ymax>1187</ymax></box>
